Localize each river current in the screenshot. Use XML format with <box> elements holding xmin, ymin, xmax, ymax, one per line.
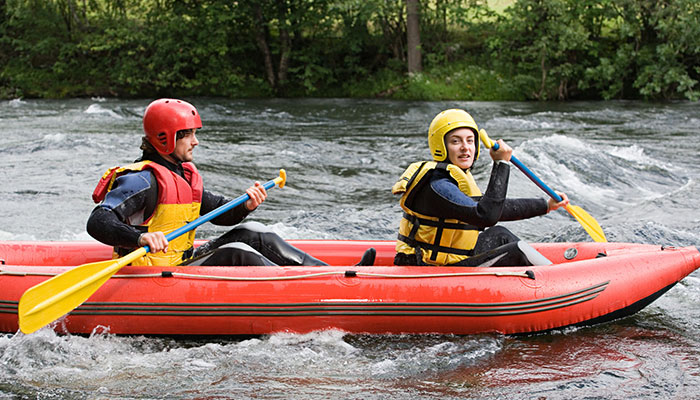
<box><xmin>1</xmin><ymin>98</ymin><xmax>699</xmax><ymax>399</ymax></box>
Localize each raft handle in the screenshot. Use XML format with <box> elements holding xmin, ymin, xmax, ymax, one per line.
<box><xmin>344</xmin><ymin>270</ymin><xmax>357</xmax><ymax>277</ymax></box>
<box><xmin>525</xmin><ymin>270</ymin><xmax>535</xmax><ymax>280</ymax></box>
<box><xmin>0</xmin><ymin>259</ymin><xmax>4</xmax><ymax>265</ymax></box>
<box><xmin>161</xmin><ymin>271</ymin><xmax>173</xmax><ymax>278</ymax></box>
<box><xmin>595</xmin><ymin>252</ymin><xmax>607</xmax><ymax>258</ymax></box>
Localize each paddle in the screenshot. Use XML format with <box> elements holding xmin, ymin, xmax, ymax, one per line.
<box><xmin>18</xmin><ymin>169</ymin><xmax>287</xmax><ymax>334</ymax></box>
<box><xmin>478</xmin><ymin>130</ymin><xmax>607</xmax><ymax>243</ymax></box>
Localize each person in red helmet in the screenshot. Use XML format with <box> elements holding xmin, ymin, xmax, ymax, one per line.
<box><xmin>88</xmin><ymin>99</ymin><xmax>375</xmax><ymax>267</ymax></box>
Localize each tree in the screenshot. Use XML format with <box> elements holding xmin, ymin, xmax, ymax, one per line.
<box><xmin>406</xmin><ymin>0</ymin><xmax>422</xmax><ymax>73</ymax></box>
<box><xmin>490</xmin><ymin>0</ymin><xmax>598</xmax><ymax>100</ymax></box>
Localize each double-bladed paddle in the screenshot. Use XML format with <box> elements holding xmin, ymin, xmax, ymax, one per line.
<box><xmin>18</xmin><ymin>169</ymin><xmax>287</xmax><ymax>334</ymax></box>
<box><xmin>478</xmin><ymin>130</ymin><xmax>606</xmax><ymax>243</ymax></box>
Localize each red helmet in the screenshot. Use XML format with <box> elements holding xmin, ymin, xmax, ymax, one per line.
<box><xmin>143</xmin><ymin>98</ymin><xmax>202</xmax><ymax>154</ymax></box>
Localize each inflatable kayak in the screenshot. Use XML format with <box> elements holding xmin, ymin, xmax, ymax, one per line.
<box><xmin>1</xmin><ymin>240</ymin><xmax>699</xmax><ymax>336</ymax></box>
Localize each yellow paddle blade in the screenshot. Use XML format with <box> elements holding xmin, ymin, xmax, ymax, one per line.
<box><xmin>566</xmin><ymin>204</ymin><xmax>607</xmax><ymax>242</ymax></box>
<box><xmin>18</xmin><ymin>247</ymin><xmax>147</xmax><ymax>334</ymax></box>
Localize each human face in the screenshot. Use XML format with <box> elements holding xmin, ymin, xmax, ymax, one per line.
<box><xmin>445</xmin><ymin>128</ymin><xmax>477</xmax><ymax>170</ymax></box>
<box><xmin>170</xmin><ymin>129</ymin><xmax>199</xmax><ymax>163</ymax></box>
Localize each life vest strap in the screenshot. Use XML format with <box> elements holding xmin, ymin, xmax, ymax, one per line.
<box><xmin>403</xmin><ymin>161</ymin><xmax>428</xmax><ymax>190</ymax></box>
<box><xmin>397</xmin><ymin>233</ymin><xmax>475</xmax><ymax>257</ymax></box>
<box><xmin>403</xmin><ymin>212</ymin><xmax>480</xmax><ymax>231</ymax></box>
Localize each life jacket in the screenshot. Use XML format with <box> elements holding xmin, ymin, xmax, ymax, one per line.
<box><xmin>392</xmin><ymin>161</ymin><xmax>482</xmax><ymax>265</ymax></box>
<box><xmin>93</xmin><ymin>160</ymin><xmax>203</xmax><ymax>266</ymax></box>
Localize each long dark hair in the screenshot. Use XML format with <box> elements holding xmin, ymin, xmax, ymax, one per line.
<box><xmin>140</xmin><ymin>136</ymin><xmax>156</xmax><ymax>153</ymax></box>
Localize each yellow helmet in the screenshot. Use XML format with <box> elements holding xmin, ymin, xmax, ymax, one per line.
<box><xmin>428</xmin><ymin>109</ymin><xmax>480</xmax><ymax>162</ymax></box>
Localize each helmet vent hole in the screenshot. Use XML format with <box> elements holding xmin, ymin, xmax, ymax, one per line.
<box><xmin>157</xmin><ymin>132</ymin><xmax>167</xmax><ymax>144</ymax></box>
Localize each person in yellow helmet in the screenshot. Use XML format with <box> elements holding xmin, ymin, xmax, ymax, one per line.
<box><xmin>392</xmin><ymin>109</ymin><xmax>569</xmax><ymax>267</ymax></box>
<box><xmin>87</xmin><ymin>98</ymin><xmax>375</xmax><ymax>267</ymax></box>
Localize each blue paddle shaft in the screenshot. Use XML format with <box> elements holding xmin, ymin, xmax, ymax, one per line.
<box><xmin>490</xmin><ymin>141</ymin><xmax>563</xmax><ymax>202</ymax></box>
<box><xmin>143</xmin><ymin>178</ymin><xmax>278</xmax><ymax>253</ymax></box>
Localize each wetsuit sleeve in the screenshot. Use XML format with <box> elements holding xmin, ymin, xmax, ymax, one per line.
<box><xmin>413</xmin><ymin>162</ymin><xmax>510</xmax><ymax>228</ymax></box>
<box><xmin>499</xmin><ymin>198</ymin><xmax>548</xmax><ymax>221</ymax></box>
<box><xmin>200</xmin><ymin>189</ymin><xmax>251</xmax><ymax>225</ymax></box>
<box><xmin>86</xmin><ymin>171</ymin><xmax>157</xmax><ymax>248</ymax></box>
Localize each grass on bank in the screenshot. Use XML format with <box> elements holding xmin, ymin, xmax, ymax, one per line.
<box><xmin>349</xmin><ymin>62</ymin><xmax>526</xmax><ymax>101</ymax></box>
<box><xmin>0</xmin><ymin>61</ymin><xmax>528</xmax><ymax>101</ymax></box>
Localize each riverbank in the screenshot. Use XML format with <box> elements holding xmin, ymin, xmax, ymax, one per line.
<box><xmin>0</xmin><ymin>62</ymin><xmax>522</xmax><ymax>102</ymax></box>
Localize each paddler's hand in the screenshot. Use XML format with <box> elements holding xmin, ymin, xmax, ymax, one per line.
<box><xmin>245</xmin><ymin>181</ymin><xmax>267</xmax><ymax>211</ymax></box>
<box><xmin>139</xmin><ymin>231</ymin><xmax>168</xmax><ymax>253</ymax></box>
<box><xmin>547</xmin><ymin>192</ymin><xmax>570</xmax><ymax>213</ymax></box>
<box><xmin>490</xmin><ymin>139</ymin><xmax>512</xmax><ymax>162</ymax></box>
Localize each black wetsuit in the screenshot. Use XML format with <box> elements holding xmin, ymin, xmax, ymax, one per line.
<box><xmin>86</xmin><ymin>151</ymin><xmax>327</xmax><ymax>266</ymax></box>
<box><xmin>395</xmin><ymin>161</ymin><xmax>549</xmax><ymax>267</ymax></box>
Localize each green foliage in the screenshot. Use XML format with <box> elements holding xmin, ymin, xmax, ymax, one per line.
<box><xmin>492</xmin><ymin>0</ymin><xmax>700</xmax><ymax>100</ymax></box>
<box><xmin>489</xmin><ymin>0</ymin><xmax>601</xmax><ymax>100</ymax></box>
<box><xmin>0</xmin><ymin>0</ymin><xmax>698</xmax><ymax>101</ymax></box>
<box><xmin>627</xmin><ymin>0</ymin><xmax>700</xmax><ymax>100</ymax></box>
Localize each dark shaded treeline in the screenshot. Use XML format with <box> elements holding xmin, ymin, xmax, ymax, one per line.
<box><xmin>0</xmin><ymin>0</ymin><xmax>698</xmax><ymax>101</ymax></box>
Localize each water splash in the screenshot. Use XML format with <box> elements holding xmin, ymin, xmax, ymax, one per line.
<box><xmin>84</xmin><ymin>103</ymin><xmax>122</xmax><ymax>118</ymax></box>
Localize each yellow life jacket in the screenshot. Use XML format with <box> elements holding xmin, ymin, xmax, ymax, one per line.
<box><xmin>93</xmin><ymin>160</ymin><xmax>203</xmax><ymax>266</ymax></box>
<box><xmin>392</xmin><ymin>161</ymin><xmax>482</xmax><ymax>265</ymax></box>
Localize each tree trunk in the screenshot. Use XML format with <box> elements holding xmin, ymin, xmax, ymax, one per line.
<box><xmin>437</xmin><ymin>0</ymin><xmax>447</xmax><ymax>41</ymax></box>
<box><xmin>253</xmin><ymin>4</ymin><xmax>276</xmax><ymax>89</ymax></box>
<box><xmin>276</xmin><ymin>0</ymin><xmax>291</xmax><ymax>88</ymax></box>
<box><xmin>406</xmin><ymin>0</ymin><xmax>422</xmax><ymax>74</ymax></box>
<box><xmin>538</xmin><ymin>48</ymin><xmax>547</xmax><ymax>100</ymax></box>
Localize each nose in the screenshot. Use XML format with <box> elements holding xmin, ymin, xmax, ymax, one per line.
<box><xmin>192</xmin><ymin>133</ymin><xmax>199</xmax><ymax>146</ymax></box>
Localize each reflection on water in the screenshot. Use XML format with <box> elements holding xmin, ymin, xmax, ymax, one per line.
<box><xmin>1</xmin><ymin>98</ymin><xmax>699</xmax><ymax>399</ymax></box>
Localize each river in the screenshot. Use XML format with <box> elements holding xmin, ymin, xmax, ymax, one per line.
<box><xmin>1</xmin><ymin>98</ymin><xmax>699</xmax><ymax>399</ymax></box>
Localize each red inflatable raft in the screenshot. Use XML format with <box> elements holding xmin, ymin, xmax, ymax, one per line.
<box><xmin>1</xmin><ymin>240</ymin><xmax>699</xmax><ymax>336</ymax></box>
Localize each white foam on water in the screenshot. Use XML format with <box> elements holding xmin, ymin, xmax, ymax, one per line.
<box><xmin>523</xmin><ymin>133</ymin><xmax>589</xmax><ymax>150</ymax></box>
<box><xmin>84</xmin><ymin>103</ymin><xmax>122</xmax><ymax>118</ymax></box>
<box><xmin>488</xmin><ymin>116</ymin><xmax>559</xmax><ymax>130</ymax></box>
<box><xmin>0</xmin><ymin>230</ymin><xmax>38</xmax><ymax>241</ymax></box>
<box><xmin>608</xmin><ymin>144</ymin><xmax>646</xmax><ymax>162</ymax></box>
<box><xmin>515</xmin><ymin>136</ymin><xmax>617</xmax><ymax>204</ymax></box>
<box><xmin>268</xmin><ymin>221</ymin><xmax>336</xmax><ymax>240</ymax></box>
<box><xmin>8</xmin><ymin>98</ymin><xmax>27</xmax><ymax>107</ymax></box>
<box><xmin>42</xmin><ymin>133</ymin><xmax>66</xmax><ymax>142</ymax></box>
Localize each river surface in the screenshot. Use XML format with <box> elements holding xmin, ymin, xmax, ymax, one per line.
<box><xmin>1</xmin><ymin>98</ymin><xmax>699</xmax><ymax>399</ymax></box>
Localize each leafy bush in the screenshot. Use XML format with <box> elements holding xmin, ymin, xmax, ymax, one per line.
<box><xmin>0</xmin><ymin>0</ymin><xmax>698</xmax><ymax>101</ymax></box>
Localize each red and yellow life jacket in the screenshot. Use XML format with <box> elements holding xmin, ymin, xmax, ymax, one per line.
<box><xmin>93</xmin><ymin>160</ymin><xmax>203</xmax><ymax>266</ymax></box>
<box><xmin>392</xmin><ymin>161</ymin><xmax>482</xmax><ymax>265</ymax></box>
